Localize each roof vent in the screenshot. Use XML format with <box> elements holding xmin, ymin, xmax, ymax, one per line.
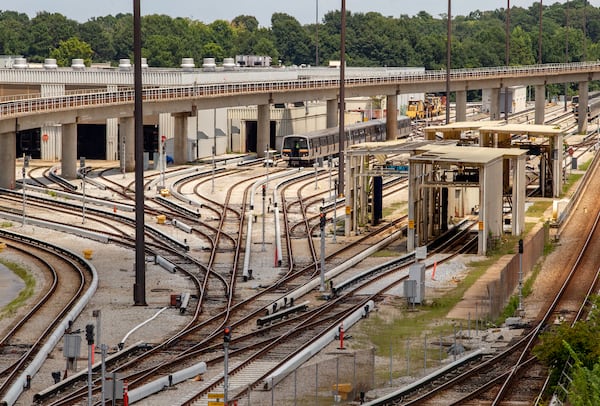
<box><xmin>44</xmin><ymin>58</ymin><xmax>58</xmax><ymax>69</ymax></box>
<box><xmin>118</xmin><ymin>59</ymin><xmax>132</xmax><ymax>71</ymax></box>
<box><xmin>223</xmin><ymin>58</ymin><xmax>235</xmax><ymax>71</ymax></box>
<box><xmin>181</xmin><ymin>58</ymin><xmax>196</xmax><ymax>71</ymax></box>
<box><xmin>13</xmin><ymin>57</ymin><xmax>27</xmax><ymax>69</ymax></box>
<box><xmin>71</xmin><ymin>59</ymin><xmax>85</xmax><ymax>70</ymax></box>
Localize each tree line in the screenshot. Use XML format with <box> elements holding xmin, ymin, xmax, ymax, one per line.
<box><xmin>0</xmin><ymin>1</ymin><xmax>598</xmax><ymax>71</ymax></box>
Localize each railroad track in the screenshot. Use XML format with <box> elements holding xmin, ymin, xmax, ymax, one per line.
<box><xmin>0</xmin><ymin>232</ymin><xmax>95</xmax><ymax>406</ymax></box>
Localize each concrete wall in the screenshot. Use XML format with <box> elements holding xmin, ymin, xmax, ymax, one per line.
<box><xmin>485</xmin><ymin>223</ymin><xmax>548</xmax><ymax>320</ymax></box>
<box><xmin>482</xmin><ymin>86</ymin><xmax>528</xmax><ymax>114</ymax></box>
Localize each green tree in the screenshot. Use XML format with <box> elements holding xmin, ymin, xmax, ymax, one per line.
<box><xmin>29</xmin><ymin>12</ymin><xmax>78</xmax><ymax>62</ymax></box>
<box><xmin>79</xmin><ymin>17</ymin><xmax>116</xmax><ymax>63</ymax></box>
<box><xmin>0</xmin><ymin>11</ymin><xmax>32</xmax><ymax>55</ymax></box>
<box><xmin>534</xmin><ymin>296</ymin><xmax>600</xmax><ymax>393</ymax></box>
<box><xmin>49</xmin><ymin>37</ymin><xmax>93</xmax><ymax>67</ymax></box>
<box><xmin>510</xmin><ymin>25</ymin><xmax>535</xmax><ymax>65</ymax></box>
<box><xmin>568</xmin><ymin>356</ymin><xmax>600</xmax><ymax>405</ymax></box>
<box><xmin>253</xmin><ymin>37</ymin><xmax>279</xmax><ymax>61</ymax></box>
<box><xmin>271</xmin><ymin>13</ymin><xmax>311</xmax><ymax>65</ymax></box>
<box><xmin>232</xmin><ymin>15</ymin><xmax>259</xmax><ymax>32</ymax></box>
<box><xmin>201</xmin><ymin>43</ymin><xmax>226</xmax><ymax>61</ymax></box>
<box><xmin>209</xmin><ymin>20</ymin><xmax>235</xmax><ymax>57</ymax></box>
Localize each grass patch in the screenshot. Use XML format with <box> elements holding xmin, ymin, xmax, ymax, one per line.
<box><xmin>578</xmin><ymin>158</ymin><xmax>592</xmax><ymax>171</ymax></box>
<box><xmin>495</xmin><ymin>260</ymin><xmax>543</xmax><ymax>324</ymax></box>
<box><xmin>371</xmin><ymin>249</ymin><xmax>401</xmax><ymax>257</ymax></box>
<box><xmin>383</xmin><ymin>202</ymin><xmax>407</xmax><ymax>218</ymax></box>
<box><xmin>354</xmin><ymin>255</ymin><xmax>492</xmax><ymax>357</ymax></box>
<box><xmin>355</xmin><ymin>233</ymin><xmax>526</xmax><ymax>359</ymax></box>
<box><xmin>0</xmin><ymin>259</ymin><xmax>36</xmax><ymax>319</ymax></box>
<box><xmin>562</xmin><ymin>173</ymin><xmax>583</xmax><ymax>195</ymax></box>
<box><xmin>526</xmin><ymin>200</ymin><xmax>552</xmax><ymax>219</ymax></box>
<box><xmin>0</xmin><ymin>222</ymin><xmax>13</xmax><ymax>228</ymax></box>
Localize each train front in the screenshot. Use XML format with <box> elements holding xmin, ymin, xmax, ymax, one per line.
<box><xmin>281</xmin><ymin>136</ymin><xmax>310</xmax><ymax>167</ymax></box>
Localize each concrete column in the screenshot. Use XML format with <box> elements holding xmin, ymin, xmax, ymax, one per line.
<box><xmin>489</xmin><ymin>88</ymin><xmax>500</xmax><ymax>120</ymax></box>
<box><xmin>120</xmin><ymin>117</ymin><xmax>135</xmax><ymax>172</ymax></box>
<box><xmin>407</xmin><ymin>162</ymin><xmax>418</xmax><ymax>252</ymax></box>
<box><xmin>513</xmin><ymin>156</ymin><xmax>526</xmax><ymax>236</ymax></box>
<box><xmin>478</xmin><ymin>168</ymin><xmax>486</xmax><ymax>255</ymax></box>
<box><xmin>173</xmin><ymin>113</ymin><xmax>190</xmax><ymax>164</ymax></box>
<box><xmin>61</xmin><ymin>123</ymin><xmax>77</xmax><ymax>179</ymax></box>
<box><xmin>327</xmin><ymin>99</ymin><xmax>338</xmax><ymax>128</ymax></box>
<box><xmin>455</xmin><ymin>90</ymin><xmax>467</xmax><ymax>122</ymax></box>
<box><xmin>0</xmin><ymin>132</ymin><xmax>16</xmax><ymax>189</ymax></box>
<box><xmin>535</xmin><ymin>84</ymin><xmax>546</xmax><ymax>124</ymax></box>
<box><xmin>257</xmin><ymin>104</ymin><xmax>270</xmax><ymax>158</ymax></box>
<box><xmin>385</xmin><ymin>95</ymin><xmax>398</xmax><ymax>141</ymax></box>
<box><xmin>578</xmin><ymin>82</ymin><xmax>589</xmax><ymax>134</ymax></box>
<box><xmin>552</xmin><ymin>133</ymin><xmax>563</xmax><ymax>198</ymax></box>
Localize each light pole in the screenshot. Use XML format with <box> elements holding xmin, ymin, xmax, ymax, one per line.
<box><xmin>133</xmin><ymin>0</ymin><xmax>147</xmax><ymax>306</ymax></box>
<box><xmin>538</xmin><ymin>1</ymin><xmax>543</xmax><ymax>64</ymax></box>
<box><xmin>319</xmin><ymin>205</ymin><xmax>326</xmax><ymax>291</ymax></box>
<box><xmin>82</xmin><ymin>169</ymin><xmax>86</xmax><ymax>224</ymax></box>
<box><xmin>564</xmin><ymin>0</ymin><xmax>569</xmax><ymax>111</ymax></box>
<box><xmin>21</xmin><ymin>154</ymin><xmax>27</xmax><ymax>226</ymax></box>
<box><xmin>315</xmin><ymin>0</ymin><xmax>319</xmax><ymax>67</ymax></box>
<box><xmin>338</xmin><ymin>0</ymin><xmax>346</xmax><ymax>198</ymax></box>
<box><xmin>446</xmin><ymin>0</ymin><xmax>451</xmax><ymax>125</ymax></box>
<box><xmin>264</xmin><ymin>144</ymin><xmax>270</xmax><ymax>188</ymax></box>
<box><xmin>583</xmin><ymin>0</ymin><xmax>587</xmax><ymax>61</ymax></box>
<box><xmin>212</xmin><ymin>108</ymin><xmax>217</xmax><ymax>193</ymax></box>
<box><xmin>504</xmin><ymin>0</ymin><xmax>511</xmax><ymax>121</ymax></box>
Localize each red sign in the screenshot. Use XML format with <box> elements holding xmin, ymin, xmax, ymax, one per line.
<box><xmin>42</xmin><ymin>133</ymin><xmax>49</xmax><ymax>142</ymax></box>
<box><xmin>568</xmin><ymin>147</ymin><xmax>574</xmax><ymax>156</ymax></box>
<box><xmin>161</xmin><ymin>135</ymin><xmax>166</xmax><ymax>143</ymax></box>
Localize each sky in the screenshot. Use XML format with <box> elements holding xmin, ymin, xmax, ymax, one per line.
<box><xmin>2</xmin><ymin>0</ymin><xmax>599</xmax><ymax>27</ymax></box>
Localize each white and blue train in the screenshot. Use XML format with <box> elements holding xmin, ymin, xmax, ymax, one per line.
<box><xmin>281</xmin><ymin>116</ymin><xmax>411</xmax><ymax>167</ymax></box>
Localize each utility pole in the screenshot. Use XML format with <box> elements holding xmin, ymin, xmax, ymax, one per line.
<box><xmin>338</xmin><ymin>0</ymin><xmax>346</xmax><ymax>197</ymax></box>
<box><xmin>85</xmin><ymin>324</ymin><xmax>95</xmax><ymax>406</ymax></box>
<box><xmin>564</xmin><ymin>0</ymin><xmax>569</xmax><ymax>112</ymax></box>
<box><xmin>223</xmin><ymin>327</ymin><xmax>231</xmax><ymax>405</ymax></box>
<box><xmin>319</xmin><ymin>206</ymin><xmax>326</xmax><ymax>291</ymax></box>
<box><xmin>133</xmin><ymin>0</ymin><xmax>147</xmax><ymax>306</ymax></box>
<box><xmin>315</xmin><ymin>0</ymin><xmax>319</xmax><ymax>67</ymax></box>
<box><xmin>21</xmin><ymin>154</ymin><xmax>27</xmax><ymax>226</ymax></box>
<box><xmin>446</xmin><ymin>0</ymin><xmax>451</xmax><ymax>125</ymax></box>
<box><xmin>504</xmin><ymin>0</ymin><xmax>511</xmax><ymax>122</ymax></box>
<box><xmin>538</xmin><ymin>1</ymin><xmax>543</xmax><ymax>64</ymax></box>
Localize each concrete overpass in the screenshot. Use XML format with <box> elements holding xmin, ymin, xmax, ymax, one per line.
<box><xmin>1</xmin><ymin>61</ymin><xmax>599</xmax><ymax>189</ymax></box>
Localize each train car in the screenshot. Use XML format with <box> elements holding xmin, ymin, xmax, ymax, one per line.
<box><xmin>572</xmin><ymin>90</ymin><xmax>600</xmax><ymax>117</ymax></box>
<box><xmin>281</xmin><ymin>116</ymin><xmax>411</xmax><ymax>167</ymax></box>
<box><xmin>574</xmin><ymin>95</ymin><xmax>600</xmax><ymax>122</ymax></box>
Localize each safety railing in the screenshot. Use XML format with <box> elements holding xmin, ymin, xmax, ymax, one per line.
<box><xmin>1</xmin><ymin>61</ymin><xmax>600</xmax><ymax>120</ymax></box>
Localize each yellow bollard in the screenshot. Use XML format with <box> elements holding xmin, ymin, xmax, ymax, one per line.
<box><xmin>156</xmin><ymin>215</ymin><xmax>166</xmax><ymax>224</ymax></box>
<box><xmin>83</xmin><ymin>249</ymin><xmax>93</xmax><ymax>260</ymax></box>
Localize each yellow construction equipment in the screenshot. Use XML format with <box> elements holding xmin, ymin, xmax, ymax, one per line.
<box><xmin>406</xmin><ymin>94</ymin><xmax>443</xmax><ymax>120</ymax></box>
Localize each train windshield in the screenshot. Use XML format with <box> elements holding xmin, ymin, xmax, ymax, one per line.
<box><xmin>283</xmin><ymin>137</ymin><xmax>308</xmax><ymax>150</ymax></box>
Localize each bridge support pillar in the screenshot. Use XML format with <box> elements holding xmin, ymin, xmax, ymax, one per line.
<box><xmin>455</xmin><ymin>90</ymin><xmax>467</xmax><ymax>122</ymax></box>
<box><xmin>326</xmin><ymin>99</ymin><xmax>338</xmax><ymax>128</ymax></box>
<box><xmin>61</xmin><ymin>123</ymin><xmax>77</xmax><ymax>179</ymax></box>
<box><xmin>489</xmin><ymin>88</ymin><xmax>500</xmax><ymax>120</ymax></box>
<box><xmin>257</xmin><ymin>104</ymin><xmax>270</xmax><ymax>158</ymax></box>
<box><xmin>173</xmin><ymin>113</ymin><xmax>191</xmax><ymax>164</ymax></box>
<box><xmin>120</xmin><ymin>117</ymin><xmax>135</xmax><ymax>172</ymax></box>
<box><xmin>577</xmin><ymin>81</ymin><xmax>589</xmax><ymax>134</ymax></box>
<box><xmin>0</xmin><ymin>132</ymin><xmax>16</xmax><ymax>189</ymax></box>
<box><xmin>386</xmin><ymin>94</ymin><xmax>398</xmax><ymax>141</ymax></box>
<box><xmin>535</xmin><ymin>85</ymin><xmax>546</xmax><ymax>125</ymax></box>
